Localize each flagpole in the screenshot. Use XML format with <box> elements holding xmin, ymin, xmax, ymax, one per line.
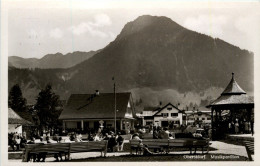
<box><xmin>113</xmin><ymin>77</ymin><xmax>117</xmax><ymax>134</ymax></box>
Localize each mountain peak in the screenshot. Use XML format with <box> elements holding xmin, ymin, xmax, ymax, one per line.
<box><xmin>117</xmin><ymin>15</ymin><xmax>183</xmax><ymax>39</ymax></box>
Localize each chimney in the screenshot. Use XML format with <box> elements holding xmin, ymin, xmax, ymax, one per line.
<box><xmin>95</xmin><ymin>90</ymin><xmax>100</xmax><ymax>96</ymax></box>
<box><xmin>176</xmin><ymin>103</ymin><xmax>180</xmax><ymax>108</ymax></box>
<box><xmin>159</xmin><ymin>101</ymin><xmax>162</xmax><ymax>107</ymax></box>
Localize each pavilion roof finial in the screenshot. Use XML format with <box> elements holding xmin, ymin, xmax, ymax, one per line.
<box><xmin>232</xmin><ymin>72</ymin><xmax>234</xmax><ymax>79</ymax></box>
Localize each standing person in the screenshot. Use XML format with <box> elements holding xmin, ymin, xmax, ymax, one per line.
<box><xmin>108</xmin><ymin>132</ymin><xmax>117</xmax><ymax>152</ymax></box>
<box><xmin>235</xmin><ymin>120</ymin><xmax>239</xmax><ymax>134</ymax></box>
<box><xmin>12</xmin><ymin>132</ymin><xmax>20</xmax><ymax>151</ymax></box>
<box><xmin>153</xmin><ymin>127</ymin><xmax>159</xmax><ymax>139</ymax></box>
<box><xmin>250</xmin><ymin>121</ymin><xmax>254</xmax><ymax>136</ymax></box>
<box><xmin>20</xmin><ymin>134</ymin><xmax>27</xmax><ymax>148</ymax></box>
<box><xmin>231</xmin><ymin>121</ymin><xmax>235</xmax><ymax>134</ymax></box>
<box><xmin>116</xmin><ymin>132</ymin><xmax>124</xmax><ymax>151</ymax></box>
<box><xmin>228</xmin><ymin>122</ymin><xmax>232</xmax><ymax>133</ymax></box>
<box><xmin>244</xmin><ymin>121</ymin><xmax>249</xmax><ymax>134</ymax></box>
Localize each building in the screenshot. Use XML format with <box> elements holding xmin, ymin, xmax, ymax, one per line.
<box><xmin>8</xmin><ymin>108</ymin><xmax>32</xmax><ymax>134</ymax></box>
<box><xmin>207</xmin><ymin>73</ymin><xmax>254</xmax><ymax>140</ymax></box>
<box><xmin>184</xmin><ymin>108</ymin><xmax>211</xmax><ymax>126</ymax></box>
<box><xmin>141</xmin><ymin>103</ymin><xmax>184</xmax><ymax>128</ymax></box>
<box><xmin>59</xmin><ymin>91</ymin><xmax>136</xmax><ymax>132</ymax></box>
<box><xmin>141</xmin><ymin>106</ymin><xmax>161</xmax><ymax>126</ymax></box>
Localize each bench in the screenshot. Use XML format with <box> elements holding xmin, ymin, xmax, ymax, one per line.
<box><xmin>191</xmin><ymin>139</ymin><xmax>210</xmax><ymax>154</ymax></box>
<box><xmin>23</xmin><ymin>143</ymin><xmax>70</xmax><ymax>162</ymax></box>
<box><xmin>22</xmin><ymin>140</ymin><xmax>108</xmax><ymax>162</ymax></box>
<box><xmin>168</xmin><ymin>139</ymin><xmax>194</xmax><ymax>154</ymax></box>
<box><xmin>130</xmin><ymin>138</ymin><xmax>210</xmax><ymax>155</ymax></box>
<box><xmin>70</xmin><ymin>141</ymin><xmax>108</xmax><ymax>158</ymax></box>
<box><xmin>244</xmin><ymin>140</ymin><xmax>254</xmax><ymax>161</ymax></box>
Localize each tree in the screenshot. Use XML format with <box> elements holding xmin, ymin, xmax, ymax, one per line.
<box><xmin>34</xmin><ymin>84</ymin><xmax>62</xmax><ymax>133</ymax></box>
<box><xmin>8</xmin><ymin>84</ymin><xmax>27</xmax><ymax>112</ymax></box>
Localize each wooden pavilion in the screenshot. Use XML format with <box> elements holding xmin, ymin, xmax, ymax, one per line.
<box><xmin>207</xmin><ymin>73</ymin><xmax>254</xmax><ymax>140</ymax></box>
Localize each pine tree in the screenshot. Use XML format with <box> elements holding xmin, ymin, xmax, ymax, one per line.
<box><xmin>34</xmin><ymin>84</ymin><xmax>62</xmax><ymax>132</ymax></box>
<box><xmin>8</xmin><ymin>84</ymin><xmax>27</xmax><ymax>112</ymax></box>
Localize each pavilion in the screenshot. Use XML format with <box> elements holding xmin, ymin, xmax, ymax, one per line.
<box><xmin>207</xmin><ymin>73</ymin><xmax>254</xmax><ymax>140</ymax></box>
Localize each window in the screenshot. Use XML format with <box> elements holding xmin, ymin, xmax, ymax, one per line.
<box><xmin>202</xmin><ymin>118</ymin><xmax>205</xmax><ymax>120</ymax></box>
<box><xmin>207</xmin><ymin>117</ymin><xmax>211</xmax><ymax>120</ymax></box>
<box><xmin>171</xmin><ymin>113</ymin><xmax>178</xmax><ymax>117</ymax></box>
<box><xmin>162</xmin><ymin>113</ymin><xmax>168</xmax><ymax>117</ymax></box>
<box><xmin>167</xmin><ymin>107</ymin><xmax>172</xmax><ymax>110</ymax></box>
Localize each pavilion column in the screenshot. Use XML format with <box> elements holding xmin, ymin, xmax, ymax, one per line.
<box><xmin>230</xmin><ymin>108</ymin><xmax>233</xmax><ymax>122</ymax></box>
<box><xmin>63</xmin><ymin>121</ymin><xmax>66</xmax><ymax>130</ymax></box>
<box><xmin>120</xmin><ymin>119</ymin><xmax>123</xmax><ymax>130</ymax></box>
<box><xmin>211</xmin><ymin>108</ymin><xmax>214</xmax><ymax>129</ymax></box>
<box><xmin>81</xmin><ymin>120</ymin><xmax>84</xmax><ymax>131</ymax></box>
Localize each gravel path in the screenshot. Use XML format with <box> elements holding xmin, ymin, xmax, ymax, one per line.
<box><xmin>8</xmin><ymin>140</ymin><xmax>248</xmax><ymax>162</ymax></box>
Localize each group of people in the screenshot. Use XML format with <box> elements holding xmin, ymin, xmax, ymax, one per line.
<box><xmin>8</xmin><ymin>132</ymin><xmax>27</xmax><ymax>151</ymax></box>
<box><xmin>228</xmin><ymin>119</ymin><xmax>253</xmax><ymax>134</ymax></box>
<box><xmin>130</xmin><ymin>127</ymin><xmax>175</xmax><ymax>155</ymax></box>
<box><xmin>26</xmin><ymin>135</ymin><xmax>64</xmax><ymax>162</ymax></box>
<box><xmin>152</xmin><ymin>127</ymin><xmax>175</xmax><ymax>139</ymax></box>
<box><xmin>68</xmin><ymin>130</ymin><xmax>125</xmax><ymax>152</ymax></box>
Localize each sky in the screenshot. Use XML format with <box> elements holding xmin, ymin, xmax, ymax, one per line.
<box><xmin>6</xmin><ymin>0</ymin><xmax>260</xmax><ymax>58</ymax></box>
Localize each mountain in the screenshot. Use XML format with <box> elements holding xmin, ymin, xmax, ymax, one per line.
<box><xmin>8</xmin><ymin>15</ymin><xmax>254</xmax><ymax>107</ymax></box>
<box><xmin>8</xmin><ymin>50</ymin><xmax>99</xmax><ymax>69</ymax></box>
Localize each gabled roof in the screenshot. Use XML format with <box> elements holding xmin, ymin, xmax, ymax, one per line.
<box><xmin>59</xmin><ymin>92</ymin><xmax>135</xmax><ymax>120</ymax></box>
<box><xmin>8</xmin><ymin>108</ymin><xmax>32</xmax><ymax>125</ymax></box>
<box><xmin>221</xmin><ymin>73</ymin><xmax>246</xmax><ymax>95</ymax></box>
<box><xmin>153</xmin><ymin>103</ymin><xmax>182</xmax><ymax>116</ymax></box>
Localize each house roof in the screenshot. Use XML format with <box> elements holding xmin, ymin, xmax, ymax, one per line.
<box><xmin>207</xmin><ymin>94</ymin><xmax>254</xmax><ymax>107</ymax></box>
<box><xmin>59</xmin><ymin>92</ymin><xmax>135</xmax><ymax>120</ymax></box>
<box><xmin>8</xmin><ymin>108</ymin><xmax>32</xmax><ymax>125</ymax></box>
<box><xmin>207</xmin><ymin>73</ymin><xmax>254</xmax><ymax>108</ymax></box>
<box><xmin>153</xmin><ymin>103</ymin><xmax>182</xmax><ymax>116</ymax></box>
<box><xmin>221</xmin><ymin>73</ymin><xmax>246</xmax><ymax>95</ymax></box>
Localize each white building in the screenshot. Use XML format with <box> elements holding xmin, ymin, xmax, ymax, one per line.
<box><xmin>141</xmin><ymin>103</ymin><xmax>184</xmax><ymax>128</ymax></box>
<box><xmin>184</xmin><ymin>109</ymin><xmax>211</xmax><ymax>126</ymax></box>
<box><xmin>8</xmin><ymin>108</ymin><xmax>31</xmax><ymax>134</ymax></box>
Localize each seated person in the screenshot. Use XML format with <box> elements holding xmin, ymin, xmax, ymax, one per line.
<box><xmin>169</xmin><ymin>133</ymin><xmax>175</xmax><ymax>139</ymax></box>
<box><xmin>46</xmin><ymin>136</ymin><xmax>56</xmax><ymax>143</ymax></box>
<box><xmin>93</xmin><ymin>134</ymin><xmax>101</xmax><ymax>141</ymax></box>
<box><xmin>20</xmin><ymin>135</ymin><xmax>27</xmax><ymax>148</ymax></box>
<box><xmin>132</xmin><ymin>133</ymin><xmax>141</xmax><ymax>140</ymax></box>
<box><xmin>75</xmin><ymin>134</ymin><xmax>82</xmax><ymax>142</ymax></box>
<box><xmin>103</xmin><ymin>133</ymin><xmax>110</xmax><ymax>140</ymax></box>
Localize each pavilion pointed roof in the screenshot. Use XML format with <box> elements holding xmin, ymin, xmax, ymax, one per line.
<box><xmin>221</xmin><ymin>73</ymin><xmax>246</xmax><ymax>95</ymax></box>
<box><xmin>207</xmin><ymin>73</ymin><xmax>254</xmax><ymax>108</ymax></box>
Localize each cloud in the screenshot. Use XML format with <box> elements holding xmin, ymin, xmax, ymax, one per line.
<box><xmin>90</xmin><ymin>14</ymin><xmax>112</xmax><ymax>27</ymax></box>
<box><xmin>49</xmin><ymin>28</ymin><xmax>63</xmax><ymax>39</ymax></box>
<box><xmin>183</xmin><ymin>15</ymin><xmax>228</xmax><ymax>38</ymax></box>
<box><xmin>130</xmin><ymin>87</ymin><xmax>223</xmax><ymax>109</ymax></box>
<box><xmin>69</xmin><ymin>13</ymin><xmax>114</xmax><ymax>38</ymax></box>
